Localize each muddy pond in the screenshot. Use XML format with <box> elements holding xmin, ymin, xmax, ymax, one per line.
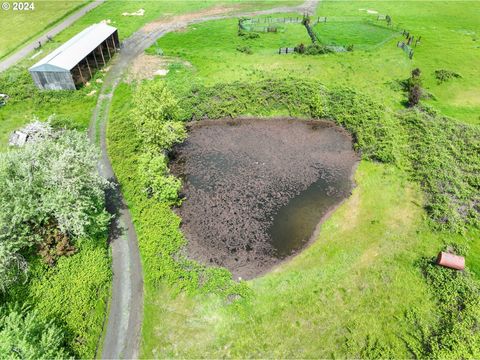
<box><xmin>170</xmin><ymin>118</ymin><xmax>359</xmax><ymax>279</ymax></box>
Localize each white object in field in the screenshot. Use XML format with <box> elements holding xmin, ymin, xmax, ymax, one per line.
<box><xmin>154</xmin><ymin>69</ymin><xmax>169</xmax><ymax>76</ymax></box>
<box><xmin>122</xmin><ymin>9</ymin><xmax>145</xmax><ymax>16</ymax></box>
<box><xmin>30</xmin><ymin>50</ymin><xmax>44</xmax><ymax>60</ymax></box>
<box><xmin>8</xmin><ymin>121</ymin><xmax>54</xmax><ymax>147</ymax></box>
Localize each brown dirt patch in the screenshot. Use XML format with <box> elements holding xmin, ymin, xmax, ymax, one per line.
<box><xmin>170</xmin><ymin>118</ymin><xmax>359</xmax><ymax>279</ymax></box>
<box><xmin>126</xmin><ymin>53</ymin><xmax>191</xmax><ymax>82</ymax></box>
<box><xmin>141</xmin><ymin>5</ymin><xmax>242</xmax><ymax>33</ymax></box>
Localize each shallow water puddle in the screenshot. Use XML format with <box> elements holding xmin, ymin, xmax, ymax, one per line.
<box><xmin>269</xmin><ymin>166</ymin><xmax>353</xmax><ymax>259</ymax></box>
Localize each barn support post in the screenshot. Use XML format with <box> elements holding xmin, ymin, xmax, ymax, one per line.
<box><xmin>105</xmin><ymin>38</ymin><xmax>112</xmax><ymax>59</ymax></box>
<box><xmin>85</xmin><ymin>57</ymin><xmax>92</xmax><ymax>79</ymax></box>
<box><xmin>99</xmin><ymin>44</ymin><xmax>106</xmax><ymax>64</ymax></box>
<box><xmin>109</xmin><ymin>34</ymin><xmax>117</xmax><ymax>52</ymax></box>
<box><xmin>92</xmin><ymin>50</ymin><xmax>99</xmax><ymax>68</ymax></box>
<box><xmin>77</xmin><ymin>63</ymin><xmax>85</xmax><ymax>84</ymax></box>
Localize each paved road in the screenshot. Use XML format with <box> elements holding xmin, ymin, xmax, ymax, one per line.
<box><xmin>0</xmin><ymin>0</ymin><xmax>104</xmax><ymax>72</ymax></box>
<box><xmin>88</xmin><ymin>1</ymin><xmax>320</xmax><ymax>358</ymax></box>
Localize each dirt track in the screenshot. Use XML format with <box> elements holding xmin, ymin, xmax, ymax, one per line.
<box><xmin>170</xmin><ymin>118</ymin><xmax>358</xmax><ymax>279</ymax></box>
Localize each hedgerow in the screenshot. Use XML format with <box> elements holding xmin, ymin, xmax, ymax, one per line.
<box><xmin>176</xmin><ymin>78</ymin><xmax>479</xmax><ymax>232</ymax></box>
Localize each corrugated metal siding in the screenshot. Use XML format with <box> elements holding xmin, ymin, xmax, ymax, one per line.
<box><xmin>30</xmin><ymin>70</ymin><xmax>75</xmax><ymax>90</ymax></box>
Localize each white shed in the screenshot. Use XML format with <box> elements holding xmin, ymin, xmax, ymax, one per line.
<box><xmin>29</xmin><ymin>23</ymin><xmax>119</xmax><ymax>90</ymax></box>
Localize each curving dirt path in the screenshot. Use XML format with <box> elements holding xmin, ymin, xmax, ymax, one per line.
<box><xmin>88</xmin><ymin>1</ymin><xmax>320</xmax><ymax>358</ymax></box>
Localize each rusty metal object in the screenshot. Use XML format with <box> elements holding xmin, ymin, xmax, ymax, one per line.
<box><xmin>437</xmin><ymin>251</ymin><xmax>465</xmax><ymax>270</ymax></box>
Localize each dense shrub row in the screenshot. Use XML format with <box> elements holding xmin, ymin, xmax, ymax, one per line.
<box><xmin>176</xmin><ymin>78</ymin><xmax>479</xmax><ymax>232</ymax></box>
<box><xmin>108</xmin><ymin>83</ymin><xmax>252</xmax><ymax>301</ymax></box>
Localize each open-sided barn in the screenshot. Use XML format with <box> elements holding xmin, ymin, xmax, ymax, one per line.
<box><xmin>29</xmin><ymin>23</ymin><xmax>119</xmax><ymax>90</ymax></box>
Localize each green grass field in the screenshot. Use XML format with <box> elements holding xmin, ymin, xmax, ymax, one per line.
<box><xmin>313</xmin><ymin>21</ymin><xmax>399</xmax><ymax>50</ymax></box>
<box><xmin>151</xmin><ymin>1</ymin><xmax>480</xmax><ymax>125</ymax></box>
<box><xmin>0</xmin><ymin>0</ymin><xmax>89</xmax><ymax>59</ymax></box>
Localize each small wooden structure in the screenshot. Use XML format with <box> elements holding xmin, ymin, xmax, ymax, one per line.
<box><xmin>29</xmin><ymin>23</ymin><xmax>119</xmax><ymax>90</ymax></box>
<box><xmin>437</xmin><ymin>251</ymin><xmax>465</xmax><ymax>270</ymax></box>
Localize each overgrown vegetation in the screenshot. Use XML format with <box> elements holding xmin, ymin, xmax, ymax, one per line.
<box><xmin>0</xmin><ymin>130</ymin><xmax>110</xmax><ymax>290</ymax></box>
<box><xmin>132</xmin><ymin>81</ymin><xmax>186</xmax><ymax>202</ymax></box>
<box><xmin>405</xmin><ymin>245</ymin><xmax>480</xmax><ymax>358</ymax></box>
<box><xmin>109</xmin><ymin>83</ymin><xmax>252</xmax><ymax>302</ymax></box>
<box><xmin>0</xmin><ymin>304</ymin><xmax>70</xmax><ymax>359</ymax></box>
<box><xmin>434</xmin><ymin>69</ymin><xmax>462</xmax><ymax>84</ymax></box>
<box><xmin>0</xmin><ymin>127</ymin><xmax>111</xmax><ymax>358</ymax></box>
<box><xmin>400</xmin><ymin>107</ymin><xmax>480</xmax><ymax>231</ymax></box>
<box><xmin>405</xmin><ymin>68</ymin><xmax>423</xmax><ymax>107</ymax></box>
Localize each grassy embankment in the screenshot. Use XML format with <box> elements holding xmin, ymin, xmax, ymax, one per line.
<box><xmin>108</xmin><ymin>1</ymin><xmax>480</xmax><ymax>357</ymax></box>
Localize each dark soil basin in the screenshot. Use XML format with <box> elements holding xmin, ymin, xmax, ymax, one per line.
<box><xmin>170</xmin><ymin>118</ymin><xmax>359</xmax><ymax>279</ymax></box>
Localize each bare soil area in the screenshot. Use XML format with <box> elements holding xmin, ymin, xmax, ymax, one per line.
<box><xmin>170</xmin><ymin>118</ymin><xmax>359</xmax><ymax>279</ymax></box>
<box><xmin>126</xmin><ymin>53</ymin><xmax>191</xmax><ymax>82</ymax></box>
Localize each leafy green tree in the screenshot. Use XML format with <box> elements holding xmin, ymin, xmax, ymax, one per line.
<box><xmin>133</xmin><ymin>80</ymin><xmax>186</xmax><ymax>151</ymax></box>
<box><xmin>0</xmin><ymin>130</ymin><xmax>110</xmax><ymax>291</ymax></box>
<box><xmin>138</xmin><ymin>153</ymin><xmax>181</xmax><ymax>203</ymax></box>
<box><xmin>0</xmin><ymin>305</ymin><xmax>71</xmax><ymax>359</ymax></box>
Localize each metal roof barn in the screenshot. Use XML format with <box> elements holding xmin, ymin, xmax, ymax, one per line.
<box><xmin>29</xmin><ymin>23</ymin><xmax>119</xmax><ymax>90</ymax></box>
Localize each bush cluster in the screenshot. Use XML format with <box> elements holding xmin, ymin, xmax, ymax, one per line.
<box><xmin>132</xmin><ymin>81</ymin><xmax>186</xmax><ymax>202</ymax></box>
<box><xmin>0</xmin><ymin>305</ymin><xmax>70</xmax><ymax>359</ymax></box>
<box><xmin>294</xmin><ymin>43</ymin><xmax>333</xmax><ymax>55</ymax></box>
<box><xmin>236</xmin><ymin>45</ymin><xmax>253</xmax><ymax>54</ymax></box>
<box><xmin>434</xmin><ymin>69</ymin><xmax>462</xmax><ymax>84</ymax></box>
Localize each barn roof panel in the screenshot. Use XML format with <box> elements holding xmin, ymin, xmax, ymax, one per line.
<box><xmin>29</xmin><ymin>23</ymin><xmax>117</xmax><ymax>72</ymax></box>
